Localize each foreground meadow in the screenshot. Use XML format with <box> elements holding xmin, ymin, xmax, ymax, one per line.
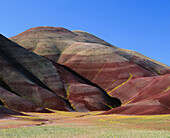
<box><xmin>0</xmin><ymin>111</ymin><xmax>169</xmax><ymax>138</ymax></box>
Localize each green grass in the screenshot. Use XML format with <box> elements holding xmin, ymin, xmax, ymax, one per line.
<box><xmin>0</xmin><ymin>126</ymin><xmax>169</xmax><ymax>138</ymax></box>
<box><xmin>0</xmin><ymin>126</ymin><xmax>86</xmax><ymax>138</ymax></box>
<box><xmin>96</xmin><ymin>128</ymin><xmax>170</xmax><ymax>138</ymax></box>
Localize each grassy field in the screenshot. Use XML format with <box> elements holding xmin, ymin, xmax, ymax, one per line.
<box><xmin>0</xmin><ymin>111</ymin><xmax>169</xmax><ymax>138</ymax></box>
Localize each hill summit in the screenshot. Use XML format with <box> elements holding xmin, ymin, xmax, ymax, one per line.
<box><xmin>0</xmin><ymin>26</ymin><xmax>169</xmax><ymax>116</ymax></box>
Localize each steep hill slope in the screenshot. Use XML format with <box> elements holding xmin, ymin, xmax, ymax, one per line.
<box><xmin>9</xmin><ymin>26</ymin><xmax>170</xmax><ymax>115</ymax></box>
<box><xmin>102</xmin><ymin>74</ymin><xmax>170</xmax><ymax>115</ymax></box>
<box><xmin>0</xmin><ymin>34</ymin><xmax>121</xmax><ymax>116</ymax></box>
<box><xmin>10</xmin><ymin>27</ymin><xmax>170</xmax><ymax>93</ymax></box>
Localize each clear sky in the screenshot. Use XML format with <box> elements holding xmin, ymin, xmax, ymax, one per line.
<box><xmin>1</xmin><ymin>0</ymin><xmax>170</xmax><ymax>66</ymax></box>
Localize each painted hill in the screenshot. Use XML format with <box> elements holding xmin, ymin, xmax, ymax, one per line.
<box><xmin>8</xmin><ymin>26</ymin><xmax>170</xmax><ymax>115</ymax></box>
<box><xmin>0</xmin><ymin>34</ymin><xmax>121</xmax><ymax>118</ymax></box>
<box><xmin>0</xmin><ymin>105</ymin><xmax>24</xmax><ymax>118</ymax></box>
<box><xmin>101</xmin><ymin>74</ymin><xmax>170</xmax><ymax>115</ymax></box>
<box><xmin>10</xmin><ymin>26</ymin><xmax>111</xmax><ymax>63</ymax></box>
<box><xmin>10</xmin><ymin>27</ymin><xmax>170</xmax><ymax>91</ymax></box>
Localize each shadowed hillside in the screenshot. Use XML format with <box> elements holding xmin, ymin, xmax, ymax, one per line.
<box><xmin>0</xmin><ymin>34</ymin><xmax>121</xmax><ymax>117</ymax></box>
<box><xmin>6</xmin><ymin>26</ymin><xmax>170</xmax><ymax>115</ymax></box>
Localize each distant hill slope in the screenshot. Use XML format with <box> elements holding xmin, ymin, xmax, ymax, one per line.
<box><xmin>0</xmin><ymin>34</ymin><xmax>121</xmax><ymax>118</ymax></box>
<box><xmin>9</xmin><ymin>26</ymin><xmax>170</xmax><ymax>115</ymax></box>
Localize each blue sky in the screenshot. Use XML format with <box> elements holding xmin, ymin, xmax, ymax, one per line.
<box><xmin>1</xmin><ymin>0</ymin><xmax>170</xmax><ymax>66</ymax></box>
